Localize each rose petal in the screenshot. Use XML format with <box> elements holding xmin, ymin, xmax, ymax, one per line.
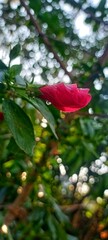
<box><xmin>39</xmin><ymin>83</ymin><xmax>92</xmax><ymax>112</ymax></box>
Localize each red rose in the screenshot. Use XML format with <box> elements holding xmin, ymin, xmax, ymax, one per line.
<box><xmin>39</xmin><ymin>83</ymin><xmax>92</xmax><ymax>112</ymax></box>
<box><xmin>0</xmin><ymin>112</ymin><xmax>4</xmax><ymax>121</ymax></box>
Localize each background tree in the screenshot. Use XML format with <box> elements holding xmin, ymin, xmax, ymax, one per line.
<box><xmin>0</xmin><ymin>0</ymin><xmax>108</xmax><ymax>239</ymax></box>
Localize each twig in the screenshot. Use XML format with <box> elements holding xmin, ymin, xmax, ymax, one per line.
<box><xmin>47</xmin><ymin>35</ymin><xmax>94</xmax><ymax>56</ymax></box>
<box><xmin>3</xmin><ymin>139</ymin><xmax>56</xmax><ymax>227</ymax></box>
<box><xmin>66</xmin><ymin>0</ymin><xmax>108</xmax><ymax>26</ymax></box>
<box><xmin>99</xmin><ymin>43</ymin><xmax>108</xmax><ymax>66</ymax></box>
<box><xmin>61</xmin><ymin>203</ymin><xmax>81</xmax><ymax>213</ymax></box>
<box><xmin>66</xmin><ymin>112</ymin><xmax>108</xmax><ymax>122</ymax></box>
<box><xmin>84</xmin><ymin>8</ymin><xmax>108</xmax><ymax>26</ymax></box>
<box><xmin>82</xmin><ymin>212</ymin><xmax>99</xmax><ymax>240</ymax></box>
<box><xmin>76</xmin><ymin>112</ymin><xmax>108</xmax><ymax>119</ymax></box>
<box><xmin>4</xmin><ymin>183</ymin><xmax>33</xmax><ymax>226</ymax></box>
<box><xmin>19</xmin><ymin>0</ymin><xmax>73</xmax><ymax>80</ymax></box>
<box><xmin>19</xmin><ymin>0</ymin><xmax>108</xmax><ymax>88</ymax></box>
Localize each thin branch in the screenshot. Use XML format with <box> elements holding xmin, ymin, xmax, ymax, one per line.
<box><xmin>61</xmin><ymin>203</ymin><xmax>81</xmax><ymax>213</ymax></box>
<box><xmin>47</xmin><ymin>35</ymin><xmax>94</xmax><ymax>57</ymax></box>
<box><xmin>19</xmin><ymin>0</ymin><xmax>108</xmax><ymax>89</ymax></box>
<box><xmin>66</xmin><ymin>112</ymin><xmax>108</xmax><ymax>121</ymax></box>
<box><xmin>3</xmin><ymin>139</ymin><xmax>58</xmax><ymax>227</ymax></box>
<box><xmin>66</xmin><ymin>0</ymin><xmax>108</xmax><ymax>26</ymax></box>
<box><xmin>99</xmin><ymin>43</ymin><xmax>108</xmax><ymax>66</ymax></box>
<box><xmin>84</xmin><ymin>8</ymin><xmax>108</xmax><ymax>26</ymax></box>
<box><xmin>78</xmin><ymin>112</ymin><xmax>108</xmax><ymax>119</ymax></box>
<box><xmin>19</xmin><ymin>0</ymin><xmax>73</xmax><ymax>81</ymax></box>
<box><xmin>83</xmin><ymin>212</ymin><xmax>99</xmax><ymax>240</ymax></box>
<box><xmin>4</xmin><ymin>183</ymin><xmax>33</xmax><ymax>226</ymax></box>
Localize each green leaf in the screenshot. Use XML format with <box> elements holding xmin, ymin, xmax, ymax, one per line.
<box><xmin>2</xmin><ymin>99</ymin><xmax>35</xmax><ymax>156</ymax></box>
<box><xmin>15</xmin><ymin>75</ymin><xmax>26</xmax><ymax>86</ymax></box>
<box><xmin>0</xmin><ymin>83</ymin><xmax>6</xmax><ymax>93</ymax></box>
<box><xmin>10</xmin><ymin>64</ymin><xmax>22</xmax><ymax>75</ymax></box>
<box><xmin>97</xmin><ymin>0</ymin><xmax>106</xmax><ymax>10</ymax></box>
<box><xmin>47</xmin><ymin>212</ymin><xmax>68</xmax><ymax>240</ymax></box>
<box><xmin>29</xmin><ymin>0</ymin><xmax>41</xmax><ymax>12</ymax></box>
<box><xmin>0</xmin><ymin>187</ymin><xmax>7</xmax><ymax>204</ymax></box>
<box><xmin>0</xmin><ymin>82</ymin><xmax>6</xmax><ymax>103</ymax></box>
<box><xmin>55</xmin><ymin>222</ymin><xmax>68</xmax><ymax>240</ymax></box>
<box><xmin>53</xmin><ymin>201</ymin><xmax>69</xmax><ymax>224</ymax></box>
<box><xmin>82</xmin><ymin>141</ymin><xmax>98</xmax><ymax>158</ymax></box>
<box><xmin>47</xmin><ymin>214</ymin><xmax>57</xmax><ymax>240</ymax></box>
<box><xmin>7</xmin><ymin>137</ymin><xmax>25</xmax><ymax>156</ymax></box>
<box><xmin>0</xmin><ymin>60</ymin><xmax>8</xmax><ymax>70</ymax></box>
<box><xmin>0</xmin><ymin>72</ymin><xmax>5</xmax><ymax>83</ymax></box>
<box><xmin>10</xmin><ymin>44</ymin><xmax>21</xmax><ymax>61</ymax></box>
<box><xmin>32</xmin><ymin>98</ymin><xmax>58</xmax><ymax>139</ymax></box>
<box><xmin>18</xmin><ymin>92</ymin><xmax>58</xmax><ymax>139</ymax></box>
<box><xmin>67</xmin><ymin>235</ymin><xmax>78</xmax><ymax>240</ymax></box>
